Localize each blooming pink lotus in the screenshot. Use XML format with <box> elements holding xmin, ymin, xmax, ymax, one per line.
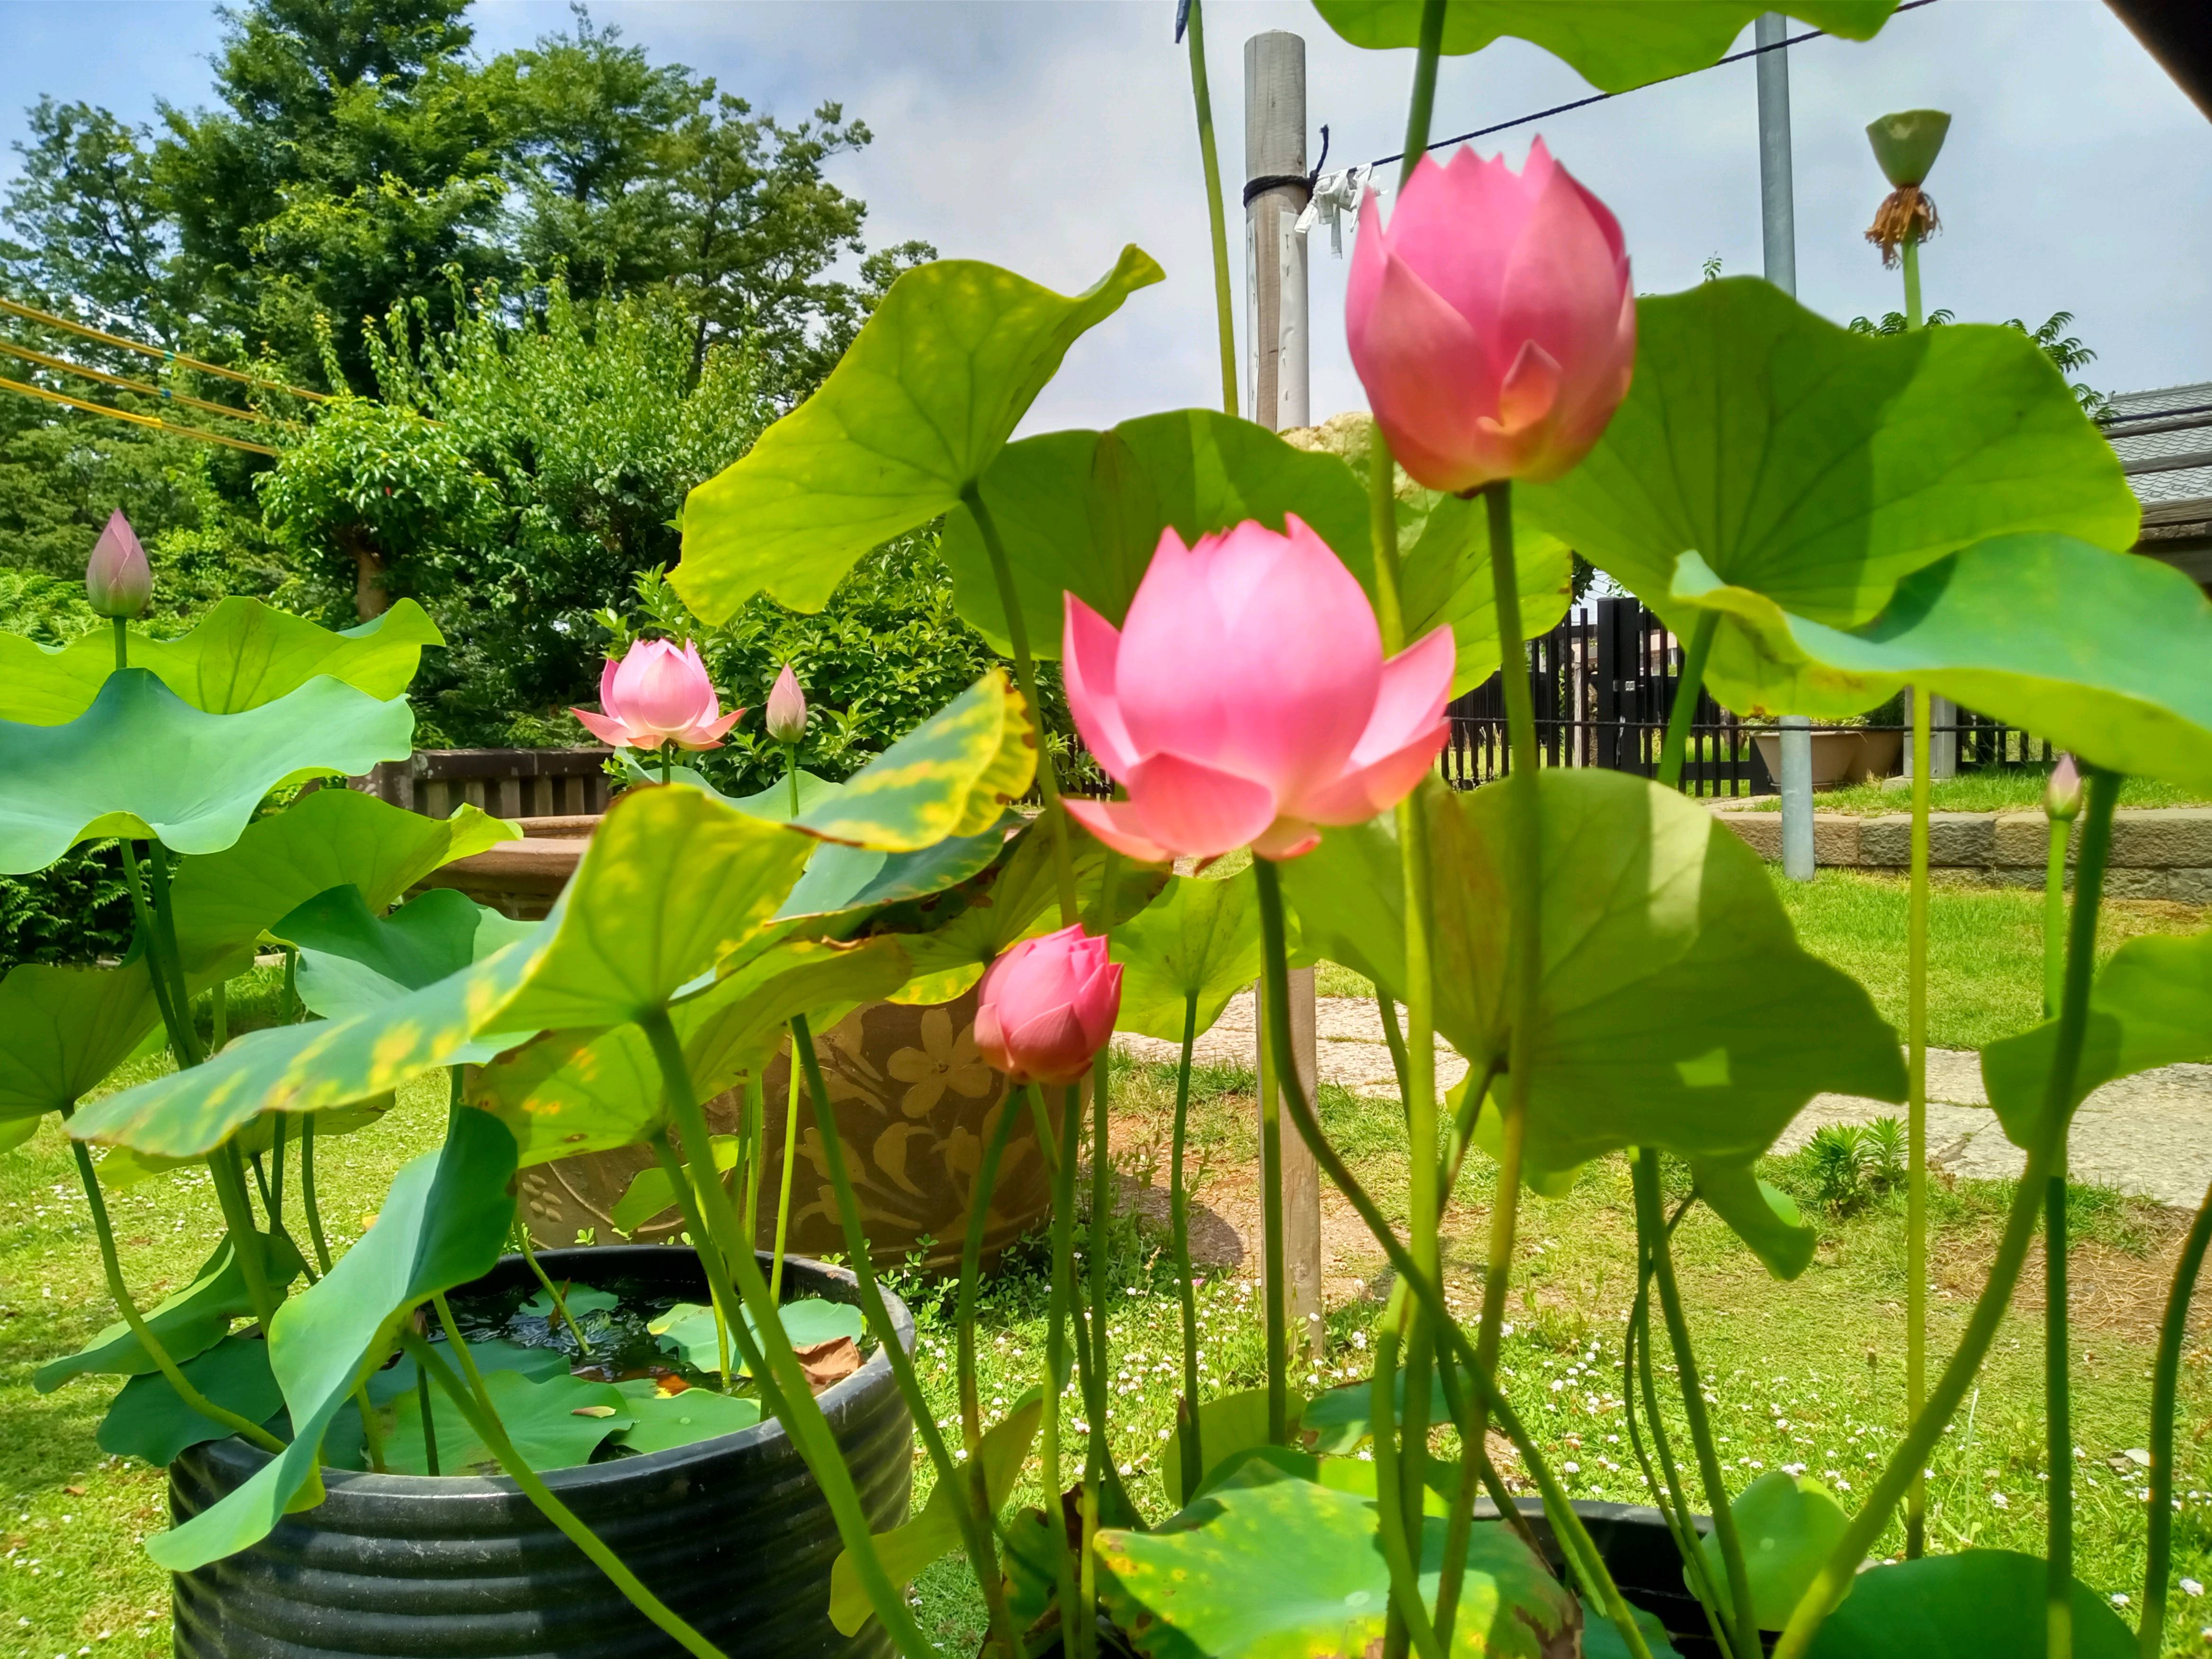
<box><xmin>1061</xmin><ymin>516</ymin><xmax>1454</xmax><ymax>863</ymax></box>
<box><xmin>975</xmin><ymin>925</ymin><xmax>1122</xmax><ymax>1087</ymax></box>
<box><xmin>1347</xmin><ymin>138</ymin><xmax>1635</xmax><ymax>493</ymax></box>
<box><xmin>571</xmin><ymin>638</ymin><xmax>742</xmax><ymax>751</ymax></box>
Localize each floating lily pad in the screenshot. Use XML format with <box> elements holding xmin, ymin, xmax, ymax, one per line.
<box><xmin>521</xmin><ymin>1283</ymin><xmax>620</xmax><ymax>1320</ymax></box>
<box><xmin>365</xmin><ymin>1336</ymin><xmax>572</xmax><ymax>1408</ymax></box>
<box><xmin>611</xmin><ymin>1377</ymin><xmax>762</xmax><ymax>1455</ymax></box>
<box><xmin>651</xmin><ymin>1294</ymin><xmax>864</xmax><ymax>1374</ymax></box>
<box><xmin>384</xmin><ymin>1365</ymin><xmax>630</xmax><ymax>1476</ymax></box>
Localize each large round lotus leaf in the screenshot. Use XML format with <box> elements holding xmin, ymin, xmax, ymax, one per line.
<box><xmin>384</xmin><ymin>1366</ymin><xmax>630</xmax><ymax>1476</ymax></box>
<box><xmin>674</xmin><ymin>250</ymin><xmax>1162</xmax><ymax>624</ymax></box>
<box><xmin>1803</xmin><ymin>1549</ymin><xmax>2134</xmax><ymax>1658</ymax></box>
<box><xmin>0</xmin><ymin>669</ymin><xmax>414</xmax><ymax>875</ymax></box>
<box><xmin>611</xmin><ymin>1378</ymin><xmax>761</xmax><ymax>1456</ymax></box>
<box><xmin>1701</xmin><ymin>1470</ymin><xmax>1850</xmax><ymax>1630</ymax></box>
<box><xmin>1097</xmin><ymin>1475</ymin><xmax>1578</xmax><ymax>1659</ymax></box>
<box><xmin>1111</xmin><ymin>874</ymin><xmax>1264</xmax><ymax>1045</ymax></box>
<box><xmin>0</xmin><ymin>596</ymin><xmax>440</xmax><ymax>724</ymax></box>
<box><xmin>96</xmin><ymin>1334</ymin><xmax>283</xmax><ymax>1465</ymax></box>
<box><xmin>0</xmin><ymin>960</ymin><xmax>166</xmax><ymax>1122</ymax></box>
<box><xmin>1311</xmin><ymin>2</ymin><xmax>1897</xmax><ymax>91</ymax></box>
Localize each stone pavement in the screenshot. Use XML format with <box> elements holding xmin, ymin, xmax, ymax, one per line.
<box><xmin>1114</xmin><ymin>992</ymin><xmax>2212</xmax><ymax>1210</ymax></box>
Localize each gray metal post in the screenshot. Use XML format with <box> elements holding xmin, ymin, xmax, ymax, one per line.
<box><xmin>1244</xmin><ymin>29</ymin><xmax>1324</xmax><ymax>1361</ymax></box>
<box><xmin>1757</xmin><ymin>13</ymin><xmax>1816</xmax><ymax>880</ymax></box>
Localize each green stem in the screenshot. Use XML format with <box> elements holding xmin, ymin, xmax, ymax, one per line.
<box><xmin>210</xmin><ymin>980</ymin><xmax>228</xmax><ymax>1054</ymax></box>
<box><xmin>112</xmin><ymin>615</ymin><xmax>129</xmax><ymax>671</ymax></box>
<box><xmin>300</xmin><ymin>1115</ymin><xmax>333</xmax><ymax>1274</ymax></box>
<box><xmin>1252</xmin><ymin>866</ymin><xmax>1293</xmax><ymax>1446</ymax></box>
<box><xmin>787</xmin><ymin>1011</ymin><xmax>1024</xmax><ymax>1659</ymax></box>
<box><xmin>207</xmin><ymin>1145</ymin><xmax>279</xmax><ymax>1333</ymax></box>
<box><xmin>1901</xmin><ymin>235</ymin><xmax>1924</xmax><ymax>330</ymax></box>
<box><xmin>1259</xmin><ymin>995</ymin><xmax>1652</xmax><ymax>1659</ymax></box>
<box><xmin>771</xmin><ymin>1030</ymin><xmax>804</xmax><ymax>1305</ymax></box>
<box><xmin>1030</xmin><ymin>1082</ymin><xmax>1085</xmax><ymax>1659</ymax></box>
<box><xmin>1171</xmin><ymin>991</ymin><xmax>1204</xmax><ymax>1500</ymax></box>
<box><xmin>417</xmin><ymin>1365</ymin><xmax>439</xmax><ymax>1475</ymax></box>
<box><xmin>2045</xmin><ymin>815</ymin><xmax>2070</xmax><ymax>1020</ymax></box>
<box><xmin>962</xmin><ymin>482</ymin><xmax>1079</xmax><ymax>927</ymax></box>
<box><xmin>1183</xmin><ymin>0</ymin><xmax>1237</xmax><ymax>419</ymax></box>
<box><xmin>634</xmin><ymin>1026</ymin><xmax>936</xmax><ymax>1659</ymax></box>
<box><xmin>2141</xmin><ymin>1178</ymin><xmax>2212</xmax><ymax>1656</ymax></box>
<box><xmin>2048</xmin><ymin>1153</ymin><xmax>2074</xmax><ymax>1659</ymax></box>
<box><xmin>407</xmin><ymin>1324</ymin><xmax>730</xmax><ymax>1659</ymax></box>
<box><xmin>1430</xmin><ymin>1419</ymin><xmax>1484</xmax><ymax>1650</ymax></box>
<box><xmin>660</xmin><ymin>740</ymin><xmax>673</xmax><ymax>786</ymax></box>
<box><xmin>785</xmin><ymin>742</ymin><xmax>802</xmax><ymax>818</ymax></box>
<box><xmin>740</xmin><ymin>1072</ymin><xmax>765</xmax><ymax>1249</ymax></box>
<box><xmin>1624</xmin><ymin>1249</ymin><xmax>1733</xmax><ymax>1658</ymax></box>
<box><xmin>1398</xmin><ymin>0</ymin><xmax>1448</xmax><ymax>189</ymax></box>
<box><xmin>1633</xmin><ymin>1150</ymin><xmax>1759</xmax><ymax>1659</ymax></box>
<box><xmin>1371</xmin><ymin>1289</ymin><xmax>1448</xmax><ymax>1659</ymax></box>
<box><xmin>62</xmin><ymin>1126</ymin><xmax>285</xmax><ymax>1453</ymax></box>
<box><xmin>1368</xmin><ymin>425</ymin><xmax>1406</xmax><ymax>651</ymax></box>
<box><xmin>119</xmin><ymin>842</ymin><xmax>191</xmax><ymax>1072</ymax></box>
<box><xmin>143</xmin><ymin>845</ymin><xmax>201</xmax><ymax>1066</ymax></box>
<box><xmin>1775</xmin><ymin>770</ymin><xmax>2122</xmax><ymax>1659</ymax></box>
<box><xmin>1907</xmin><ymin>684</ymin><xmax>1931</xmax><ymax>1558</ymax></box>
<box><xmin>1656</xmin><ymin>613</ymin><xmax>1720</xmax><ymax>790</ymax></box>
<box><xmin>956</xmin><ymin>1091</ymin><xmax>1026</xmax><ymax>1659</ymax></box>
<box><xmin>356</xmin><ymin>1381</ymin><xmax>388</xmax><ymax>1472</ymax></box>
<box><xmin>514</xmin><ymin>1216</ymin><xmax>592</xmax><ymax>1356</ymax></box>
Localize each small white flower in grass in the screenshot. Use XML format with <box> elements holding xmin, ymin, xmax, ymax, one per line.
<box><xmin>1159</xmin><ymin>1429</ymin><xmax>1172</xmax><ymax>1441</ymax></box>
<box><xmin>2112</xmin><ymin>1593</ymin><xmax>2130</xmax><ymax>1608</ymax></box>
<box><xmin>1353</xmin><ymin>1331</ymin><xmax>1368</xmax><ymax>1350</ymax></box>
<box><xmin>1562</xmin><ymin>1462</ymin><xmax>1580</xmax><ymax>1474</ymax></box>
<box><xmin>1989</xmin><ymin>1493</ymin><xmax>2008</xmax><ymax>1510</ymax></box>
<box><xmin>2182</xmin><ymin>1578</ymin><xmax>2204</xmax><ymax>1597</ymax></box>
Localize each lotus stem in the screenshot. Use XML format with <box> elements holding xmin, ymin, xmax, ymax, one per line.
<box><xmin>416</xmin><ymin>1365</ymin><xmax>439</xmax><ymax>1475</ymax></box>
<box><xmin>1029</xmin><ymin>1081</ymin><xmax>1086</xmax><ymax>1659</ymax></box>
<box><xmin>2045</xmin><ymin>816</ymin><xmax>2070</xmax><ymax>1019</ymax></box>
<box><xmin>111</xmin><ymin>615</ymin><xmax>128</xmax><ymax>671</ymax></box>
<box><xmin>1252</xmin><ymin>865</ymin><xmax>1293</xmax><ymax>1445</ymax></box>
<box><xmin>355</xmin><ymin>1381</ymin><xmax>387</xmax><ymax>1472</ymax></box>
<box><xmin>2141</xmin><ymin>1178</ymin><xmax>2212</xmax><ymax>1656</ymax></box>
<box><xmin>61</xmin><ymin>1121</ymin><xmax>284</xmax><ymax>1454</ymax></box>
<box><xmin>1902</xmin><ymin>235</ymin><xmax>1924</xmax><ymax>331</ymax></box>
<box><xmin>1372</xmin><ymin>1287</ymin><xmax>1448</xmax><ymax>1659</ymax></box>
<box><xmin>407</xmin><ymin>1323</ymin><xmax>730</xmax><ymax>1659</ymax></box>
<box><xmin>787</xmin><ymin>1010</ymin><xmax>1025</xmax><ymax>1659</ymax></box>
<box><xmin>1183</xmin><ymin>0</ymin><xmax>1237</xmax><ymax>419</ymax></box>
<box><xmin>1171</xmin><ymin>991</ymin><xmax>1204</xmax><ymax>1498</ymax></box>
<box><xmin>1908</xmin><ymin>684</ymin><xmax>1932</xmax><ymax>1557</ymax></box>
<box><xmin>960</xmin><ymin>481</ymin><xmax>1080</xmax><ymax>926</ymax></box>
<box><xmin>1775</xmin><ymin>769</ymin><xmax>2122</xmax><ymax>1659</ymax></box>
<box><xmin>300</xmin><ymin>1115</ymin><xmax>333</xmax><ymax>1275</ymax></box>
<box><xmin>2048</xmin><ymin>1151</ymin><xmax>2074</xmax><ymax>1659</ymax></box>
<box><xmin>206</xmin><ymin>1145</ymin><xmax>279</xmax><ymax>1334</ymax></box>
<box><xmin>1656</xmin><ymin>613</ymin><xmax>1720</xmax><ymax>789</ymax></box>
<box><xmin>956</xmin><ymin>1083</ymin><xmax>1027</xmax><ymax>1659</ymax></box>
<box><xmin>1398</xmin><ymin>0</ymin><xmax>1447</xmax><ymax>191</ymax></box>
<box><xmin>785</xmin><ymin>741</ymin><xmax>802</xmax><ymax>818</ymax></box>
<box><xmin>771</xmin><ymin>1029</ymin><xmax>804</xmax><ymax>1305</ymax></box>
<box><xmin>1634</xmin><ymin>1149</ymin><xmax>1759</xmax><ymax>1659</ymax></box>
<box><xmin>118</xmin><ymin>841</ymin><xmax>192</xmax><ymax>1071</ymax></box>
<box><xmin>514</xmin><ymin>1216</ymin><xmax>591</xmax><ymax>1357</ymax></box>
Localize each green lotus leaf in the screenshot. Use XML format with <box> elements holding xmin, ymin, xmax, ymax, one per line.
<box><xmin>521</xmin><ymin>1282</ymin><xmax>620</xmax><ymax>1319</ymax></box>
<box><xmin>1189</xmin><ymin>1446</ymin><xmax>1454</xmax><ymax>1515</ymax></box>
<box><xmin>619</xmin><ymin>750</ymin><xmax>850</xmax><ymax>821</ymax></box>
<box><xmin>34</xmin><ymin>1229</ymin><xmax>305</xmax><ymax>1391</ymax></box>
<box><xmin>147</xmin><ymin>1108</ymin><xmax>517</xmax><ymax>1570</ymax></box>
<box><xmin>789</xmin><ymin>670</ymin><xmax>1034</xmax><ymax>853</ymax></box>
<box><xmin>650</xmin><ymin>1295</ymin><xmax>865</xmax><ymax>1375</ymax></box>
<box><xmin>1281</xmin><ymin>773</ymin><xmax>1905</xmax><ymax>1198</ymax></box>
<box><xmin>611</xmin><ymin>1377</ymin><xmax>762</xmax><ymax>1455</ymax></box>
<box><xmin>1519</xmin><ymin>278</ymin><xmax>2137</xmax><ymax>645</ymax></box>
<box><xmin>1111</xmin><ymin>874</ymin><xmax>1266</xmax><ymax>1044</ymax></box>
<box><xmin>891</xmin><ymin>817</ymin><xmax>1168</xmax><ymax>1006</ymax></box>
<box><xmin>1161</xmin><ymin>1386</ymin><xmax>1299</xmax><ymax>1509</ymax></box>
<box><xmin>170</xmin><ymin>789</ymin><xmax>519</xmax><ymax>976</ymax></box>
<box><xmin>830</xmin><ymin>1388</ymin><xmax>1042</xmax><ymax>1636</ymax></box>
<box><xmin>1275</xmin><ymin>412</ymin><xmax>1573</xmax><ymax>696</ymax></box>
<box><xmin>97</xmin><ymin>1101</ymin><xmax>391</xmax><ymax>1188</ymax></box>
<box><xmin>478</xmin><ymin>935</ymin><xmax>910</xmax><ymax>1164</ymax></box>
<box><xmin>1097</xmin><ymin>1463</ymin><xmax>1578</xmax><ymax>1659</ymax></box>
<box><xmin>1686</xmin><ymin>536</ymin><xmax>2212</xmax><ymax>790</ymax></box>
<box><xmin>1802</xmin><ymin>1549</ymin><xmax>2134</xmax><ymax>1658</ymax></box>
<box><xmin>383</xmin><ymin>1365</ymin><xmax>630</xmax><ymax>1477</ymax></box>
<box><xmin>1311</xmin><ymin>2</ymin><xmax>1897</xmax><ymax>90</ymax></box>
<box><xmin>364</xmin><ymin>1336</ymin><xmax>571</xmax><ymax>1408</ymax></box>
<box><xmin>1581</xmin><ymin>1603</ymin><xmax>1682</xmax><ymax>1659</ymax></box>
<box><xmin>1301</xmin><ymin>1368</ymin><xmax>1458</xmax><ymax>1456</ymax></box>
<box><xmin>95</xmin><ymin>1334</ymin><xmax>283</xmax><ymax>1465</ymax></box>
<box><xmin>1982</xmin><ymin>925</ymin><xmax>2212</xmax><ymax>1153</ymax></box>
<box><xmin>0</xmin><ymin>1116</ymin><xmax>34</xmax><ymax>1154</ymax></box>
<box><xmin>939</xmin><ymin>409</ymin><xmax>1373</xmax><ymax>657</ymax></box>
<box><xmin>0</xmin><ymin>596</ymin><xmax>441</xmax><ymax>724</ymax></box>
<box><xmin>282</xmin><ymin>885</ymin><xmax>538</xmax><ymax>1028</ymax></box>
<box><xmin>1701</xmin><ymin>1470</ymin><xmax>1850</xmax><ymax>1630</ymax></box>
<box><xmin>0</xmin><ymin>959</ymin><xmax>168</xmax><ymax>1122</ymax></box>
<box><xmin>1689</xmin><ymin>1162</ymin><xmax>1817</xmax><ymax>1280</ymax></box>
<box><xmin>673</xmin><ymin>249</ymin><xmax>1164</xmax><ymax>624</ymax></box>
<box><xmin>611</xmin><ymin>1136</ymin><xmax>742</xmax><ymax>1235</ymax></box>
<box><xmin>0</xmin><ymin>669</ymin><xmax>416</xmax><ymax>875</ymax></box>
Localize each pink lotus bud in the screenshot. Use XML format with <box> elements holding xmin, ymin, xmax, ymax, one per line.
<box><xmin>85</xmin><ymin>510</ymin><xmax>151</xmax><ymax>619</ymax></box>
<box><xmin>974</xmin><ymin>924</ymin><xmax>1122</xmax><ymax>1087</ymax></box>
<box><xmin>1060</xmin><ymin>516</ymin><xmax>1453</xmax><ymax>864</ymax></box>
<box><xmin>765</xmin><ymin>663</ymin><xmax>808</xmax><ymax>745</ymax></box>
<box><xmin>2045</xmin><ymin>754</ymin><xmax>2082</xmax><ymax>823</ymax></box>
<box><xmin>571</xmin><ymin>637</ymin><xmax>742</xmax><ymax>752</ymax></box>
<box><xmin>1346</xmin><ymin>139</ymin><xmax>1635</xmax><ymax>493</ymax></box>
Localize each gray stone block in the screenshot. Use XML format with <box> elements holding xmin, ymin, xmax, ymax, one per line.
<box><xmin>1859</xmin><ymin>814</ymin><xmax>1912</xmax><ymax>866</ymax></box>
<box><xmin>1716</xmin><ymin>811</ymin><xmax>1782</xmax><ymax>861</ymax></box>
<box><xmin>2108</xmin><ymin>808</ymin><xmax>2212</xmax><ymax>869</ymax></box>
<box><xmin>1925</xmin><ymin>812</ymin><xmax>1996</xmax><ymax>867</ymax></box>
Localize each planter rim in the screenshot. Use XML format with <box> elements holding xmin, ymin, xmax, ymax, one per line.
<box><xmin>185</xmin><ymin>1246</ymin><xmax>910</xmax><ymax>1503</ymax></box>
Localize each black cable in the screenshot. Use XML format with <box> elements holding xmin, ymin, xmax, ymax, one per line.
<box><xmin>1366</xmin><ymin>0</ymin><xmax>1941</xmax><ymax>171</ymax></box>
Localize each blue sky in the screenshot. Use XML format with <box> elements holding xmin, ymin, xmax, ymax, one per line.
<box><xmin>3</xmin><ymin>0</ymin><xmax>2207</xmax><ymax>435</ymax></box>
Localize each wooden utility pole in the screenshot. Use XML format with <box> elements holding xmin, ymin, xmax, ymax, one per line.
<box><xmin>1244</xmin><ymin>28</ymin><xmax>1326</xmax><ymax>1362</ymax></box>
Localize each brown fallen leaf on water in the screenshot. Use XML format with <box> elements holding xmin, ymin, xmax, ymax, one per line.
<box><xmin>795</xmin><ymin>1336</ymin><xmax>861</xmax><ymax>1392</ymax></box>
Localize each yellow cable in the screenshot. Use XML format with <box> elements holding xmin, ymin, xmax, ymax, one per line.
<box><xmin>0</xmin><ymin>294</ymin><xmax>330</xmax><ymax>403</ymax></box>
<box><xmin>0</xmin><ymin>374</ymin><xmax>278</xmax><ymax>455</ymax></box>
<box><xmin>0</xmin><ymin>338</ymin><xmax>269</xmax><ymax>424</ymax></box>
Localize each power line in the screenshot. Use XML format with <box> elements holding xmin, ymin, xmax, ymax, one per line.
<box><xmin>1367</xmin><ymin>0</ymin><xmax>1941</xmax><ymax>171</ymax></box>
<box><xmin>0</xmin><ymin>374</ymin><xmax>279</xmax><ymax>456</ymax></box>
<box><xmin>0</xmin><ymin>338</ymin><xmax>270</xmax><ymax>426</ymax></box>
<box><xmin>0</xmin><ymin>294</ymin><xmax>330</xmax><ymax>404</ymax></box>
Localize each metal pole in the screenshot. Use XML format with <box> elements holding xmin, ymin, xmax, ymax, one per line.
<box><xmin>1757</xmin><ymin>12</ymin><xmax>1817</xmax><ymax>881</ymax></box>
<box><xmin>1244</xmin><ymin>29</ymin><xmax>1325</xmax><ymax>1362</ymax></box>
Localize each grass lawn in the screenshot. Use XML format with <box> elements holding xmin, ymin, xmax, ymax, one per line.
<box><xmin>1738</xmin><ymin>768</ymin><xmax>2209</xmax><ymax>817</ymax></box>
<box><xmin>10</xmin><ymin>1041</ymin><xmax>2212</xmax><ymax>1656</ymax></box>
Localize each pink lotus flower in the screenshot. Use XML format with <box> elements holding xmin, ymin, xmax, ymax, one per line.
<box><xmin>975</xmin><ymin>925</ymin><xmax>1122</xmax><ymax>1087</ymax></box>
<box><xmin>85</xmin><ymin>509</ymin><xmax>151</xmax><ymax>619</ymax></box>
<box><xmin>571</xmin><ymin>638</ymin><xmax>742</xmax><ymax>751</ymax></box>
<box><xmin>1061</xmin><ymin>516</ymin><xmax>1453</xmax><ymax>863</ymax></box>
<box><xmin>764</xmin><ymin>663</ymin><xmax>808</xmax><ymax>745</ymax></box>
<box><xmin>1347</xmin><ymin>138</ymin><xmax>1635</xmax><ymax>493</ymax></box>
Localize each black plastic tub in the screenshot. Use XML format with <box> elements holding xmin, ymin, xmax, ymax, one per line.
<box><xmin>169</xmin><ymin>1247</ymin><xmax>913</xmax><ymax>1659</ymax></box>
<box><xmin>1482</xmin><ymin>1498</ymin><xmax>1748</xmax><ymax>1659</ymax></box>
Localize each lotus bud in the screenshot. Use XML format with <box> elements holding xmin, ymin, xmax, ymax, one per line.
<box><xmin>975</xmin><ymin>925</ymin><xmax>1122</xmax><ymax>1088</ymax></box>
<box><xmin>2045</xmin><ymin>754</ymin><xmax>2082</xmax><ymax>823</ymax></box>
<box><xmin>765</xmin><ymin>663</ymin><xmax>808</xmax><ymax>745</ymax></box>
<box><xmin>85</xmin><ymin>510</ymin><xmax>151</xmax><ymax>619</ymax></box>
<box><xmin>1864</xmin><ymin>109</ymin><xmax>1950</xmax><ymax>268</ymax></box>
